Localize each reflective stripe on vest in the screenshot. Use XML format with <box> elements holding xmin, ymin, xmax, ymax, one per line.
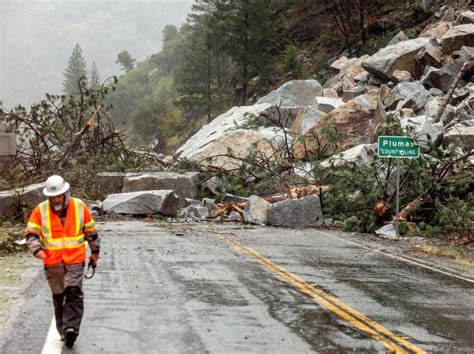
<box><xmin>84</xmin><ymin>220</ymin><xmax>96</xmax><ymax>233</ymax></box>
<box><xmin>40</xmin><ymin>200</ymin><xmax>53</xmax><ymax>239</ymax></box>
<box><xmin>25</xmin><ymin>221</ymin><xmax>41</xmax><ymax>235</ymax></box>
<box><xmin>41</xmin><ymin>234</ymin><xmax>86</xmax><ymax>250</ymax></box>
<box><xmin>73</xmin><ymin>198</ymin><xmax>85</xmax><ymax>236</ymax></box>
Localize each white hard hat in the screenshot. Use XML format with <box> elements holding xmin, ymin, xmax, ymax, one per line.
<box><xmin>43</xmin><ymin>175</ymin><xmax>70</xmax><ymax>196</ymax></box>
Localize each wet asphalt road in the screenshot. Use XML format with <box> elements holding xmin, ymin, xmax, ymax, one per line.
<box><xmin>1</xmin><ymin>220</ymin><xmax>473</xmax><ymax>353</ymax></box>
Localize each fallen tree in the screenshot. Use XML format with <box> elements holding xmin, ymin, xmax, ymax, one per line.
<box><xmin>0</xmin><ymin>76</ymin><xmax>156</xmax><ymax>197</ymax></box>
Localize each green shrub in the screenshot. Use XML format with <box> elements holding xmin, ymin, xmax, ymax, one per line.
<box><xmin>316</xmin><ymin>33</ymin><xmax>337</xmax><ymax>47</ymax></box>
<box><xmin>281</xmin><ymin>44</ymin><xmax>303</xmax><ymax>79</ymax></box>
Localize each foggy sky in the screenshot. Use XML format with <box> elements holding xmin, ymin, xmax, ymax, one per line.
<box><xmin>0</xmin><ymin>0</ymin><xmax>194</xmax><ymax>108</ymax></box>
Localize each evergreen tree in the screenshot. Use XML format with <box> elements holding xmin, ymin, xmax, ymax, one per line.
<box><xmin>173</xmin><ymin>2</ymin><xmax>234</xmax><ymax>122</ymax></box>
<box><xmin>189</xmin><ymin>0</ymin><xmax>279</xmax><ymax>105</ymax></box>
<box><xmin>218</xmin><ymin>0</ymin><xmax>279</xmax><ymax>105</ymax></box>
<box><xmin>63</xmin><ymin>44</ymin><xmax>88</xmax><ymax>95</ymax></box>
<box><xmin>116</xmin><ymin>50</ymin><xmax>136</xmax><ymax>73</ymax></box>
<box><xmin>162</xmin><ymin>24</ymin><xmax>179</xmax><ymax>44</ymax></box>
<box><xmin>89</xmin><ymin>61</ymin><xmax>101</xmax><ymax>89</ymax></box>
<box><xmin>152</xmin><ymin>25</ymin><xmax>180</xmax><ymax>76</ymax></box>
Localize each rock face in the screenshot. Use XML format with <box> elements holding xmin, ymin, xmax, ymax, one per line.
<box><xmin>267</xmin><ymin>195</ymin><xmax>323</xmax><ymax>228</ymax></box>
<box><xmin>103</xmin><ymin>190</ymin><xmax>181</xmax><ymax>216</ymax></box>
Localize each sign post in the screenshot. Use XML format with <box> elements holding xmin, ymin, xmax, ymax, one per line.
<box><xmin>0</xmin><ymin>133</ymin><xmax>17</xmax><ymax>155</ymax></box>
<box><xmin>377</xmin><ymin>136</ymin><xmax>420</xmax><ymax>236</ymax></box>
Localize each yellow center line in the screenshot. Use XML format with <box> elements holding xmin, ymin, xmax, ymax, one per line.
<box><xmin>220</xmin><ymin>235</ymin><xmax>425</xmax><ymax>354</ymax></box>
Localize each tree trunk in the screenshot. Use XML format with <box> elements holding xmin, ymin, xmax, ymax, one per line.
<box><xmin>207</xmin><ymin>51</ymin><xmax>212</xmax><ymax>123</ymax></box>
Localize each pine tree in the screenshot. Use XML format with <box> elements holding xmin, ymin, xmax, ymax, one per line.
<box><xmin>89</xmin><ymin>61</ymin><xmax>101</xmax><ymax>89</ymax></box>
<box><xmin>63</xmin><ymin>44</ymin><xmax>88</xmax><ymax>95</ymax></box>
<box><xmin>218</xmin><ymin>0</ymin><xmax>278</xmax><ymax>105</ymax></box>
<box><xmin>116</xmin><ymin>51</ymin><xmax>136</xmax><ymax>73</ymax></box>
<box><xmin>188</xmin><ymin>0</ymin><xmax>279</xmax><ymax>106</ymax></box>
<box><xmin>173</xmin><ymin>1</ymin><xmax>234</xmax><ymax>122</ymax></box>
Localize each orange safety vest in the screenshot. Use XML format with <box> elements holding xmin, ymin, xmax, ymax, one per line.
<box><xmin>24</xmin><ymin>197</ymin><xmax>97</xmax><ymax>266</ymax></box>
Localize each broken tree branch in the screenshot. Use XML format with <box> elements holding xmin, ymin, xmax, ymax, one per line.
<box><xmin>54</xmin><ymin>105</ymin><xmax>100</xmax><ymax>170</ymax></box>
<box><xmin>435</xmin><ymin>59</ymin><xmax>472</xmax><ymax>123</ymax></box>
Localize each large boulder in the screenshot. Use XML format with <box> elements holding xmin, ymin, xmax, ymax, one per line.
<box><xmin>400</xmin><ymin>116</ymin><xmax>444</xmax><ymax>151</ymax></box>
<box><xmin>243</xmin><ymin>195</ymin><xmax>270</xmax><ymax>225</ymax></box>
<box><xmin>103</xmin><ymin>190</ymin><xmax>181</xmax><ymax>216</ymax></box>
<box><xmin>290</xmin><ymin>106</ymin><xmax>328</xmax><ymax>135</ymax></box>
<box><xmin>94</xmin><ymin>172</ymin><xmax>130</xmax><ymax>198</ymax></box>
<box><xmin>176</xmin><ymin>104</ymin><xmax>292</xmax><ymax>169</ymax></box>
<box><xmin>361</xmin><ymin>38</ymin><xmax>431</xmax><ymax>82</ymax></box>
<box><xmin>180</xmin><ymin>127</ymin><xmax>289</xmax><ymax>170</ymax></box>
<box><xmin>18</xmin><ymin>182</ymin><xmax>46</xmax><ymax>209</ymax></box>
<box><xmin>267</xmin><ymin>194</ymin><xmax>323</xmax><ymax>228</ymax></box>
<box><xmin>0</xmin><ymin>182</ymin><xmax>46</xmax><ymax>218</ymax></box>
<box><xmin>422</xmin><ymin>57</ymin><xmax>467</xmax><ymax>92</ymax></box>
<box><xmin>455</xmin><ymin>10</ymin><xmax>474</xmax><ymax>25</ymax></box>
<box><xmin>0</xmin><ymin>191</ymin><xmax>18</xmax><ymax>218</ymax></box>
<box><xmin>441</xmin><ymin>24</ymin><xmax>474</xmax><ymax>54</ymax></box>
<box><xmin>177</xmin><ymin>104</ymin><xmax>269</xmax><ymax>156</ymax></box>
<box><xmin>414</xmin><ymin>39</ymin><xmax>443</xmax><ymax>77</ymax></box>
<box><xmin>419</xmin><ymin>21</ymin><xmax>452</xmax><ymax>38</ymax></box>
<box><xmin>122</xmin><ymin>172</ymin><xmax>200</xmax><ymax>200</ymax></box>
<box><xmin>320</xmin><ymin>144</ymin><xmax>376</xmax><ymax>168</ymax></box>
<box><xmin>384</xmin><ymin>81</ymin><xmax>430</xmax><ymax>111</ymax></box>
<box><xmin>324</xmin><ymin>55</ymin><xmax>370</xmax><ymax>95</ymax></box>
<box><xmin>293</xmin><ymin>90</ymin><xmax>378</xmax><ymax>158</ymax></box>
<box><xmin>256</xmin><ymin>80</ymin><xmax>323</xmax><ymax>107</ymax></box>
<box><xmin>444</xmin><ymin>123</ymin><xmax>474</xmax><ymax>150</ymax></box>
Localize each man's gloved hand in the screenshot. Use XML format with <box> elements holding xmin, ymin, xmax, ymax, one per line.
<box><xmin>35</xmin><ymin>250</ymin><xmax>46</xmax><ymax>260</ymax></box>
<box><xmin>89</xmin><ymin>253</ymin><xmax>99</xmax><ymax>268</ymax></box>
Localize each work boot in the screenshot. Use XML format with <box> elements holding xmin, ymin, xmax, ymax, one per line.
<box><xmin>64</xmin><ymin>328</ymin><xmax>78</xmax><ymax>348</ymax></box>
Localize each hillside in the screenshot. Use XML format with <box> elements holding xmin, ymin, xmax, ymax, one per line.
<box><xmin>104</xmin><ymin>0</ymin><xmax>471</xmax><ymax>153</ymax></box>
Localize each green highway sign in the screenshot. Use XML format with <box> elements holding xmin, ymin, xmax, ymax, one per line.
<box><xmin>377</xmin><ymin>136</ymin><xmax>420</xmax><ymax>159</ymax></box>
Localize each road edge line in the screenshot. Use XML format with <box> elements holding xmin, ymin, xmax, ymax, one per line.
<box><xmin>318</xmin><ymin>231</ymin><xmax>474</xmax><ymax>284</ymax></box>
<box><xmin>41</xmin><ymin>316</ymin><xmax>62</xmax><ymax>354</ymax></box>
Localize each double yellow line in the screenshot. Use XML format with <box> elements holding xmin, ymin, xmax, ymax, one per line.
<box><xmin>221</xmin><ymin>235</ymin><xmax>425</xmax><ymax>354</ymax></box>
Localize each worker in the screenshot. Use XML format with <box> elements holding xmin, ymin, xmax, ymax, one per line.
<box><xmin>24</xmin><ymin>175</ymin><xmax>100</xmax><ymax>348</ymax></box>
